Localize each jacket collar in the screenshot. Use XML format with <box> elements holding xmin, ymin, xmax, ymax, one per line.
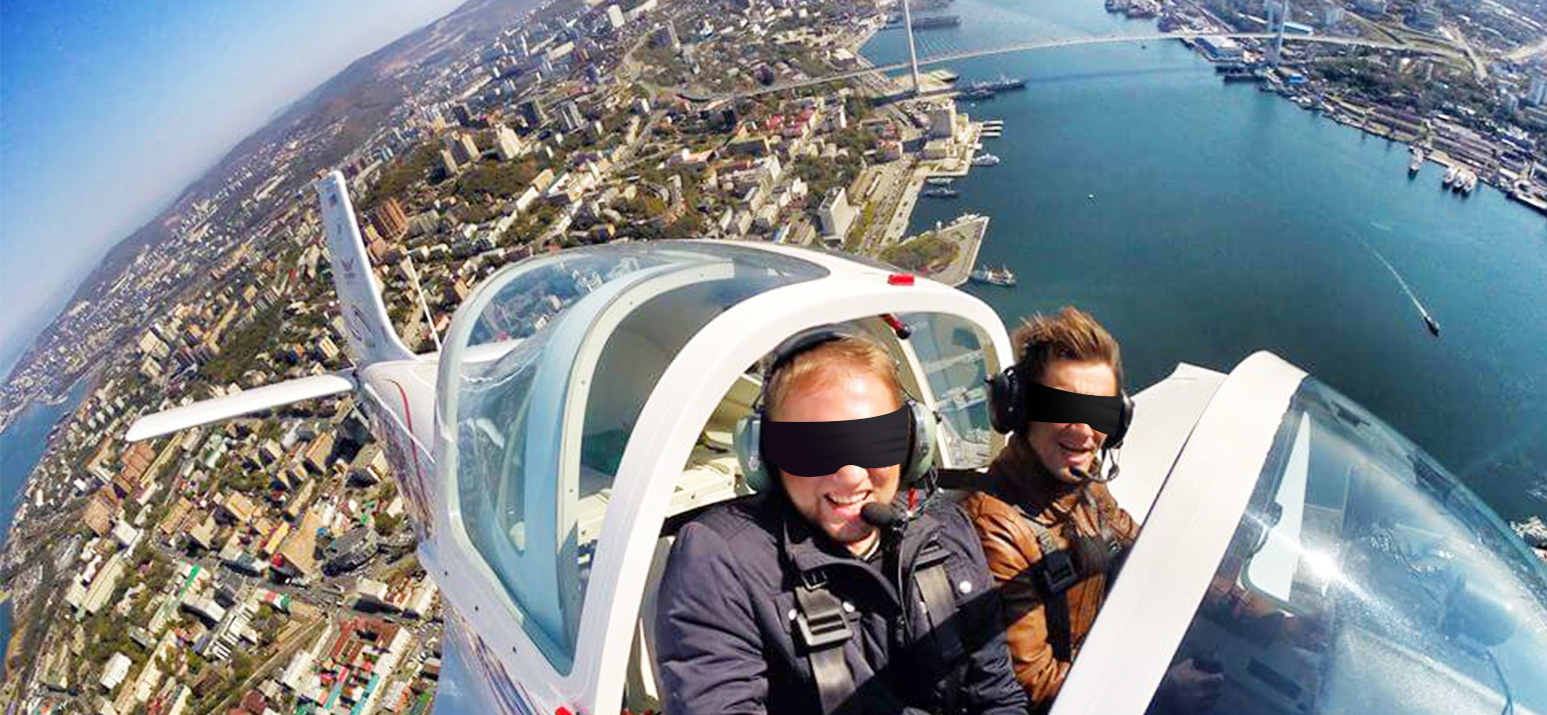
<box><xmin>985</xmin><ymin>434</ymin><xmax>1100</xmax><ymax>523</ymax></box>
<box><xmin>770</xmin><ymin>492</ymin><xmax>903</xmax><ymax>604</ymax></box>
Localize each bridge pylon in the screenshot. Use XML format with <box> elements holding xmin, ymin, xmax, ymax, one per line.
<box><xmin>901</xmin><ymin>0</ymin><xmax>922</xmax><ymax>95</ymax></box>
<box><xmin>1267</xmin><ymin>0</ymin><xmax>1290</xmax><ymax>65</ymax></box>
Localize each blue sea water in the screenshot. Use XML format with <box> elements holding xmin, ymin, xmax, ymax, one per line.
<box><xmin>0</xmin><ymin>377</ymin><xmax>91</xmax><ymax>660</ymax></box>
<box><xmin>866</xmin><ymin>0</ymin><xmax>1547</xmax><ymax>522</ymax></box>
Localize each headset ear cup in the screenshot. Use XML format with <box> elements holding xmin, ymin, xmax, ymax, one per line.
<box><xmin>903</xmin><ymin>400</ymin><xmax>937</xmax><ymax>485</ymax></box>
<box><xmin>986</xmin><ymin>366</ymin><xmax>1021</xmax><ymax>435</ymax></box>
<box><xmin>1108</xmin><ymin>392</ymin><xmax>1134</xmax><ymax>450</ymax></box>
<box><xmin>734</xmin><ymin>414</ymin><xmax>770</xmax><ymax>492</ymax></box>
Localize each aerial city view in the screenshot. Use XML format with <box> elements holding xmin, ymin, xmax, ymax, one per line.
<box><xmin>0</xmin><ymin>0</ymin><xmax>1545</xmax><ymax>712</ymax></box>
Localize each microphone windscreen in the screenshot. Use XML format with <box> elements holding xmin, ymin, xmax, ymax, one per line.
<box><xmin>860</xmin><ymin>501</ymin><xmax>899</xmax><ymax>529</ymax></box>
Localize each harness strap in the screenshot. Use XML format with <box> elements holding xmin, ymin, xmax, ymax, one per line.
<box><xmin>794</xmin><ymin>571</ymin><xmax>857</xmax><ymax>714</ymax></box>
<box><xmin>915</xmin><ymin>541</ymin><xmax>966</xmax><ymax>715</ymax></box>
<box><xmin>1022</xmin><ymin>516</ymin><xmax>1077</xmax><ymax>663</ymax></box>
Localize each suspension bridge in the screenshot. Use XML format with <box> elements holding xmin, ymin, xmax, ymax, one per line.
<box><xmin>675</xmin><ymin>2</ymin><xmax>1463</xmax><ymax>103</ymax></box>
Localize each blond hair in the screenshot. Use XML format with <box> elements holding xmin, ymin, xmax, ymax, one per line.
<box><xmin>1013</xmin><ymin>307</ymin><xmax>1124</xmax><ymax>390</ymax></box>
<box><xmin>765</xmin><ymin>336</ymin><xmax>903</xmax><ymax>419</ymax></box>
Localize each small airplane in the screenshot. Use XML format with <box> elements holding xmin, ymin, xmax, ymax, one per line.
<box><xmin>128</xmin><ymin>172</ymin><xmax>1547</xmax><ymax>714</ymax></box>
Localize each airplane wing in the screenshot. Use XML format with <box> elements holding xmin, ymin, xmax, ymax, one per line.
<box><xmin>125</xmin><ymin>372</ymin><xmax>356</xmax><ymax>442</ymax></box>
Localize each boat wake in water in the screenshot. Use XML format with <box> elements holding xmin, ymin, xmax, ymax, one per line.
<box><xmin>1362</xmin><ymin>239</ymin><xmax>1440</xmax><ymax>336</ymax></box>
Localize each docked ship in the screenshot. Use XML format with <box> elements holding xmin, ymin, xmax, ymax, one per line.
<box><xmin>1220</xmin><ymin>65</ymin><xmax>1261</xmax><ymax>83</ymax></box>
<box><xmin>970</xmin><ymin>152</ymin><xmax>1001</xmax><ymax>167</ymax></box>
<box><xmin>922</xmin><ymin>187</ymin><xmax>960</xmax><ymax>198</ymax></box>
<box><xmin>1408</xmin><ymin>146</ymin><xmax>1424</xmax><ymax>175</ymax></box>
<box><xmin>885</xmin><ymin>14</ymin><xmax>961</xmax><ymax>29</ymax></box>
<box><xmin>960</xmin><ymin>75</ymin><xmax>1027</xmax><ymax>102</ymax></box>
<box><xmin>969</xmin><ymin>266</ymin><xmax>1017</xmax><ymax>286</ymax></box>
<box><xmin>976</xmin><ymin>74</ymin><xmax>1026</xmax><ymax>91</ymax></box>
<box><xmin>1450</xmin><ymin>168</ymin><xmax>1474</xmax><ymax>193</ymax></box>
<box><xmin>1461</xmin><ymin>170</ymin><xmax>1478</xmax><ymax>195</ymax></box>
<box><xmin>1443</xmin><ymin>166</ymin><xmax>1458</xmax><ymax>187</ymax></box>
<box><xmin>926</xmin><ymin>177</ymin><xmax>956</xmax><ymax>186</ymax></box>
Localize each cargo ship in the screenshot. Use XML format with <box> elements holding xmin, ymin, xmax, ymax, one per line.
<box><xmin>885</xmin><ymin>14</ymin><xmax>961</xmax><ymax>29</ymax></box>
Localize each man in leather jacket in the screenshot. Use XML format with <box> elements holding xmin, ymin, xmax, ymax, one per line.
<box><xmin>961</xmin><ymin>307</ymin><xmax>1223</xmax><ymax>713</ymax></box>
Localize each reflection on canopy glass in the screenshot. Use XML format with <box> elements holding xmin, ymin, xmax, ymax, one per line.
<box><xmin>1148</xmin><ymin>380</ymin><xmax>1547</xmax><ymax>715</ymax></box>
<box><xmin>444</xmin><ymin>243</ymin><xmax>827</xmax><ymax>672</ymax></box>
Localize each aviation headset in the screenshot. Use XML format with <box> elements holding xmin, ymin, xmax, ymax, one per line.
<box><xmin>986</xmin><ymin>362</ymin><xmax>1134</xmax><ymax>450</ymax></box>
<box><xmin>733</xmin><ymin>323</ymin><xmax>937</xmax><ymax>492</ymax></box>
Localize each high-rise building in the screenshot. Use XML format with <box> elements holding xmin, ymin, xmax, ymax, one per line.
<box><xmin>421</xmin><ymin>105</ymin><xmax>448</xmax><ymax>130</ymax></box>
<box><xmin>652</xmin><ymin>22</ymin><xmax>681</xmax><ymax>51</ymax></box>
<box><xmin>1529</xmin><ymin>74</ymin><xmax>1547</xmax><ymax>107</ymax></box>
<box><xmin>367</xmin><ymin>199</ymin><xmax>410</xmax><ymax>241</ymax></box>
<box><xmin>495</xmin><ymin>125</ymin><xmax>526</xmax><ymax>161</ymax></box>
<box><xmin>452</xmin><ymin>103</ymin><xmax>475</xmax><ymax>127</ymax></box>
<box><xmin>519</xmin><ymin>99</ymin><xmax>547</xmax><ymax>129</ymax></box>
<box><xmin>443</xmin><ymin>133</ymin><xmax>479</xmax><ymax>165</ymax></box>
<box><xmin>560</xmin><ymin>101</ymin><xmax>587</xmax><ymax>132</ymax></box>
<box><xmin>440</xmin><ymin>149</ymin><xmax>461</xmax><ymax>176</ymax></box>
<box><xmin>1320</xmin><ymin>2</ymin><xmax>1345</xmax><ymax>27</ymax></box>
<box><xmin>818</xmin><ymin>187</ymin><xmax>856</xmax><ymax>240</ymax></box>
<box><xmin>927</xmin><ymin>101</ymin><xmax>957</xmax><ymax>141</ymax></box>
<box><xmin>607</xmin><ymin>4</ymin><xmax>626</xmax><ymax>29</ymax></box>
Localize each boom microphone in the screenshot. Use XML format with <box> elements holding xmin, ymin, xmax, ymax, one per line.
<box><xmin>861</xmin><ymin>502</ymin><xmax>902</xmax><ymax>532</ymax></box>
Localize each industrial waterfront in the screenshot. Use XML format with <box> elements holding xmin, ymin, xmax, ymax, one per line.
<box><xmin>865</xmin><ymin>0</ymin><xmax>1547</xmax><ymax>524</ymax></box>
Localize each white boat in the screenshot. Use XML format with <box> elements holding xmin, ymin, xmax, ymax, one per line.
<box><xmin>1408</xmin><ymin>147</ymin><xmax>1424</xmax><ymax>174</ymax></box>
<box><xmin>969</xmin><ymin>265</ymin><xmax>1016</xmax><ymax>286</ymax></box>
<box><xmin>927</xmin><ymin>177</ymin><xmax>955</xmax><ymax>186</ymax></box>
<box><xmin>1451</xmin><ymin>168</ymin><xmax>1471</xmax><ymax>193</ymax></box>
<box><xmin>1462</xmin><ymin>170</ymin><xmax>1477</xmax><ymax>194</ymax></box>
<box><xmin>971</xmin><ymin>152</ymin><xmax>1001</xmax><ymax>167</ymax></box>
<box><xmin>1443</xmin><ymin>166</ymin><xmax>1458</xmax><ymax>186</ymax></box>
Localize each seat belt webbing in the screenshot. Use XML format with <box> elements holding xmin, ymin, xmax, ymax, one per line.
<box><xmin>794</xmin><ymin>572</ymin><xmax>857</xmax><ymax>714</ymax></box>
<box><xmin>1023</xmin><ymin>517</ymin><xmax>1075</xmax><ymax>663</ymax></box>
<box><xmin>915</xmin><ymin>542</ymin><xmax>966</xmax><ymax>715</ymax></box>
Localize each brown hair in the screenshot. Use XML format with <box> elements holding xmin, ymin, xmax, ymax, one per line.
<box><xmin>765</xmin><ymin>336</ymin><xmax>903</xmax><ymax>419</ymax></box>
<box><xmin>1013</xmin><ymin>306</ymin><xmax>1124</xmax><ymax>390</ymax></box>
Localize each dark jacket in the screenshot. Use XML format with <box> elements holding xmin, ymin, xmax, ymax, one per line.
<box><xmin>655</xmin><ymin>492</ymin><xmax>1027</xmax><ymax>715</ymax></box>
<box><xmin>959</xmin><ymin>438</ymin><xmax>1139</xmax><ymax>712</ymax></box>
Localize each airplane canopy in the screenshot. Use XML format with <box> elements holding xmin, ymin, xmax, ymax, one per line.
<box><xmin>1133</xmin><ymin>378</ymin><xmax>1547</xmax><ymax>714</ymax></box>
<box><xmin>433</xmin><ymin>242</ymin><xmax>829</xmax><ymax>669</ymax></box>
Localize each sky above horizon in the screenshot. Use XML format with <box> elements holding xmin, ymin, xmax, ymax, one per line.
<box><xmin>0</xmin><ymin>0</ymin><xmax>467</xmax><ymax>377</ymax></box>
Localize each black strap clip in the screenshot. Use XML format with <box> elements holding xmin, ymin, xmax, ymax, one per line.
<box><xmin>795</xmin><ymin>572</ymin><xmax>853</xmax><ymax>650</ymax></box>
<box><xmin>1037</xmin><ymin>549</ymin><xmax>1081</xmax><ymax>596</ymax></box>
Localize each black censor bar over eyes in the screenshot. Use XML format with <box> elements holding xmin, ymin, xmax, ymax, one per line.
<box><xmin>760</xmin><ymin>407</ymin><xmax>912</xmax><ymax>477</ymax></box>
<box><xmin>1024</xmin><ymin>381</ymin><xmax>1124</xmax><ymax>436</ymax></box>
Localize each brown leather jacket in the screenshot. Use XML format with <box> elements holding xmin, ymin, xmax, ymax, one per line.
<box><xmin>960</xmin><ymin>438</ymin><xmax>1139</xmax><ymax>712</ymax></box>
